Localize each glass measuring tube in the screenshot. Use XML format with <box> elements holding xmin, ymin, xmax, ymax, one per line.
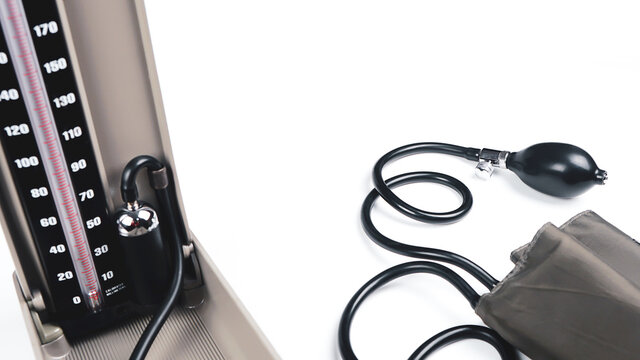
<box><xmin>0</xmin><ymin>0</ymin><xmax>103</xmax><ymax>312</ymax></box>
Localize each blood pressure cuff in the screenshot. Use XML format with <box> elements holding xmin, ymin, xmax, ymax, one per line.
<box><xmin>475</xmin><ymin>211</ymin><xmax>640</xmax><ymax>360</ymax></box>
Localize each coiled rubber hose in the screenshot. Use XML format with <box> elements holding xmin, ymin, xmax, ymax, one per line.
<box><xmin>338</xmin><ymin>143</ymin><xmax>518</xmax><ymax>359</ymax></box>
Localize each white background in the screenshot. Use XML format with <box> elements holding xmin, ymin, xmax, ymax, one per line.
<box><xmin>2</xmin><ymin>1</ymin><xmax>640</xmax><ymax>359</ymax></box>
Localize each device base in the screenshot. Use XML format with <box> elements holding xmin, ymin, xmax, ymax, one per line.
<box><xmin>15</xmin><ymin>237</ymin><xmax>279</xmax><ymax>360</ymax></box>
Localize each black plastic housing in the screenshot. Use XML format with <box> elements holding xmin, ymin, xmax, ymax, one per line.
<box><xmin>118</xmin><ymin>226</ymin><xmax>170</xmax><ymax>306</ymax></box>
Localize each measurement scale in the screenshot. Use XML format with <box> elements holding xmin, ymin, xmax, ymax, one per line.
<box><xmin>0</xmin><ymin>0</ymin><xmax>128</xmax><ymax>324</ymax></box>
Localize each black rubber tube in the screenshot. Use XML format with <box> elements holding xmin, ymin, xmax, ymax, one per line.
<box><xmin>339</xmin><ymin>142</ymin><xmax>517</xmax><ymax>359</ymax></box>
<box><xmin>372</xmin><ymin>142</ymin><xmax>479</xmax><ymax>224</ymax></box>
<box><xmin>409</xmin><ymin>325</ymin><xmax>518</xmax><ymax>360</ymax></box>
<box><xmin>120</xmin><ymin>155</ymin><xmax>164</xmax><ymax>203</ymax></box>
<box><xmin>338</xmin><ymin>262</ymin><xmax>516</xmax><ymax>360</ymax></box>
<box><xmin>362</xmin><ymin>171</ymin><xmax>498</xmax><ymax>288</ymax></box>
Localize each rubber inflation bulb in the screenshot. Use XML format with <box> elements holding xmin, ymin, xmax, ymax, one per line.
<box><xmin>506</xmin><ymin>142</ymin><xmax>607</xmax><ymax>198</ymax></box>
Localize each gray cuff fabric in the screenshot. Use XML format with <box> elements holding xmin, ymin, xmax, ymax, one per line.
<box><xmin>476</xmin><ymin>211</ymin><xmax>640</xmax><ymax>360</ymax></box>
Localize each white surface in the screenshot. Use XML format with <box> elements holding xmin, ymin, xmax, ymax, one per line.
<box><xmin>1</xmin><ymin>0</ymin><xmax>640</xmax><ymax>359</ymax></box>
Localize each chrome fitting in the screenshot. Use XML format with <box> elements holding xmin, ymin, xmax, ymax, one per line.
<box><xmin>478</xmin><ymin>148</ymin><xmax>510</xmax><ymax>169</ymax></box>
<box><xmin>475</xmin><ymin>148</ymin><xmax>510</xmax><ymax>180</ymax></box>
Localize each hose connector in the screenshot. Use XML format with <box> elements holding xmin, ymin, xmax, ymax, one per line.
<box><xmin>479</xmin><ymin>148</ymin><xmax>510</xmax><ymax>169</ymax></box>
<box><xmin>475</xmin><ymin>148</ymin><xmax>510</xmax><ymax>179</ymax></box>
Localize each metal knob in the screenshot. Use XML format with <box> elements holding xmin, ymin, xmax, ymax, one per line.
<box><xmin>475</xmin><ymin>161</ymin><xmax>495</xmax><ymax>180</ymax></box>
<box><xmin>116</xmin><ymin>201</ymin><xmax>159</xmax><ymax>237</ymax></box>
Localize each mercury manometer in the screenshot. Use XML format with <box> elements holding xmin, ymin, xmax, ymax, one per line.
<box><xmin>0</xmin><ymin>0</ymin><xmax>278</xmax><ymax>359</ymax></box>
